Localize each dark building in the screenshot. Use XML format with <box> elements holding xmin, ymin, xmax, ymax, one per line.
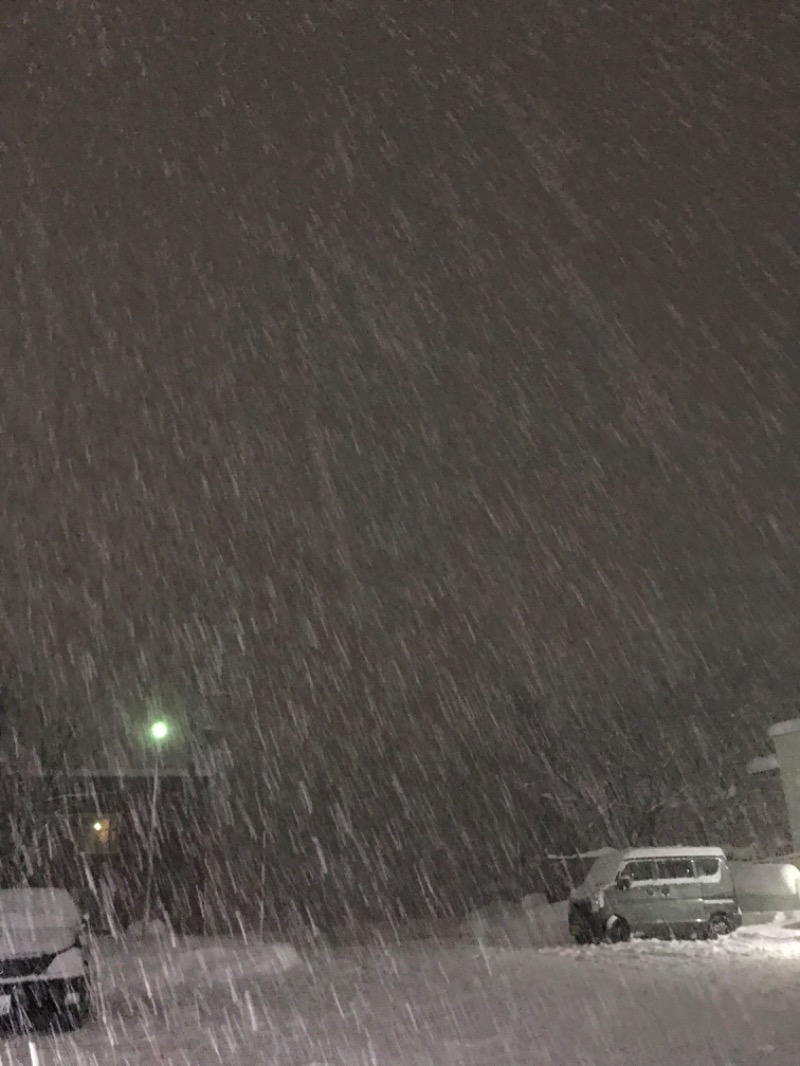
<box><xmin>47</xmin><ymin>769</ymin><xmax>213</xmax><ymax>934</ymax></box>
<box><xmin>2</xmin><ymin>732</ymin><xmax>233</xmax><ymax>935</ymax></box>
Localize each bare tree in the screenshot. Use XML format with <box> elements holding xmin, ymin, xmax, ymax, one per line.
<box><xmin>0</xmin><ymin>669</ymin><xmax>76</xmax><ymax>885</ymax></box>
<box><xmin>508</xmin><ymin>670</ymin><xmax>758</xmax><ymax>854</ymax></box>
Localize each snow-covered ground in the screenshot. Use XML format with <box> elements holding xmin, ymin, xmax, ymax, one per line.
<box><xmin>7</xmin><ymin>912</ymin><xmax>800</xmax><ymax>1065</ymax></box>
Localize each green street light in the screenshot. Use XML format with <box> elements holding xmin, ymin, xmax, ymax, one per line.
<box><xmin>143</xmin><ymin>717</ymin><xmax>170</xmax><ymax>930</ymax></box>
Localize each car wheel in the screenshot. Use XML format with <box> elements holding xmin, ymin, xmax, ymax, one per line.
<box><xmin>605</xmin><ymin>916</ymin><xmax>631</xmax><ymax>944</ymax></box>
<box><xmin>706</xmin><ymin>913</ymin><xmax>733</xmax><ymax>940</ymax></box>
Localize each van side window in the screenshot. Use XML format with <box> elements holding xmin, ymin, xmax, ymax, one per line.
<box><xmin>622</xmin><ymin>860</ymin><xmax>657</xmax><ymax>882</ymax></box>
<box><xmin>656</xmin><ymin>858</ymin><xmax>695</xmax><ymax>880</ymax></box>
<box><xmin>694</xmin><ymin>857</ymin><xmax>721</xmax><ymax>880</ymax></box>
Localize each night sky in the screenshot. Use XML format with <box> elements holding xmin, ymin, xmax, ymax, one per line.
<box><xmin>3</xmin><ymin>1</ymin><xmax>799</xmax><ymax>774</ymax></box>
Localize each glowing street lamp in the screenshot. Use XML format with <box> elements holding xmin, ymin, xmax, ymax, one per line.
<box><xmin>142</xmin><ymin>718</ymin><xmax>171</xmax><ymax>930</ymax></box>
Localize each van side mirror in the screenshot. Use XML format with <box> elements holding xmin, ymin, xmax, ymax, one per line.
<box><xmin>616</xmin><ymin>874</ymin><xmax>632</xmax><ymax>891</ymax></box>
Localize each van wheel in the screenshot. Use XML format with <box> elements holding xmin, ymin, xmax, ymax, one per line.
<box><xmin>606</xmin><ymin>917</ymin><xmax>631</xmax><ymax>944</ymax></box>
<box><xmin>706</xmin><ymin>913</ymin><xmax>733</xmax><ymax>940</ymax></box>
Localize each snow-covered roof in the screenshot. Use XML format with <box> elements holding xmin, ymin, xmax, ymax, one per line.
<box><xmin>69</xmin><ymin>768</ymin><xmax>192</xmax><ymax>778</ymax></box>
<box><xmin>768</xmin><ymin>719</ymin><xmax>800</xmax><ymax>739</ymax></box>
<box><xmin>747</xmin><ymin>754</ymin><xmax>780</xmax><ymax>774</ymax></box>
<box><xmin>622</xmin><ymin>846</ymin><xmax>726</xmax><ymax>860</ymax></box>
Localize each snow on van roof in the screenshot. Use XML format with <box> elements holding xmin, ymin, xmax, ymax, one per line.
<box><xmin>621</xmin><ymin>846</ymin><xmax>726</xmax><ymax>859</ymax></box>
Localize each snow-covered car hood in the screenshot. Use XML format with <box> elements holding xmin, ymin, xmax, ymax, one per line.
<box><xmin>0</xmin><ymin>889</ymin><xmax>81</xmax><ymax>958</ymax></box>
<box><xmin>569</xmin><ymin>850</ymin><xmax>624</xmax><ymax>901</ymax></box>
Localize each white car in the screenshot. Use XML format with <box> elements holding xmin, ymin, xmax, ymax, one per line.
<box><xmin>0</xmin><ymin>888</ymin><xmax>91</xmax><ymax>1031</ymax></box>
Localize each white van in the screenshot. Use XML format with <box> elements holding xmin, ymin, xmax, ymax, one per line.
<box><xmin>568</xmin><ymin>846</ymin><xmax>742</xmax><ymax>943</ymax></box>
<box><xmin>0</xmin><ymin>889</ymin><xmax>91</xmax><ymax>1031</ymax></box>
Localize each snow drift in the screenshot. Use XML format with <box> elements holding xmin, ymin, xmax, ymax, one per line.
<box><xmin>462</xmin><ymin>895</ymin><xmax>570</xmax><ymax>948</ymax></box>
<box><xmin>730</xmin><ymin>861</ymin><xmax>800</xmax><ymax>913</ymax></box>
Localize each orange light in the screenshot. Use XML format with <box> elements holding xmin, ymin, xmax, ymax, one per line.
<box><xmin>92</xmin><ymin>817</ymin><xmax>112</xmax><ymax>845</ymax></box>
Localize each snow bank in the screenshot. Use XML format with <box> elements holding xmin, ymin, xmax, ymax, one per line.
<box><xmin>94</xmin><ymin>935</ymin><xmax>303</xmax><ymax>1017</ymax></box>
<box><xmin>462</xmin><ymin>895</ymin><xmax>570</xmax><ymax>948</ymax></box>
<box><xmin>738</xmin><ymin>910</ymin><xmax>800</xmax><ymax>938</ymax></box>
<box><xmin>730</xmin><ymin>862</ymin><xmax>800</xmax><ymax>913</ymax></box>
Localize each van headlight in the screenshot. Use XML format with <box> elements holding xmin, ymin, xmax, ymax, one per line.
<box><xmin>590</xmin><ymin>890</ymin><xmax>605</xmax><ymax>912</ymax></box>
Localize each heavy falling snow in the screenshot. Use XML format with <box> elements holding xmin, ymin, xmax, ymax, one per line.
<box><xmin>2</xmin><ymin>0</ymin><xmax>800</xmax><ymax>1062</ymax></box>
